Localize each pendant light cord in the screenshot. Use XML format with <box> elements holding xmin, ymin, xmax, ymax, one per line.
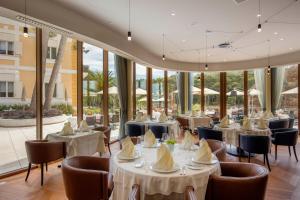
<box><xmin>24</xmin><ymin>0</ymin><xmax>27</xmax><ymax>26</ymax></box>
<box><xmin>128</xmin><ymin>0</ymin><xmax>131</xmax><ymax>31</ymax></box>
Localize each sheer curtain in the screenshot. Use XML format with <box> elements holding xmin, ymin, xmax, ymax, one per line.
<box><xmin>187</xmin><ymin>73</ymin><xmax>193</xmax><ymax>111</ymax></box>
<box><xmin>177</xmin><ymin>72</ymin><xmax>185</xmax><ymax>114</ymax></box>
<box><xmin>271</xmin><ymin>67</ymin><xmax>285</xmax><ymax>112</ymax></box>
<box><xmin>254</xmin><ymin>69</ymin><xmax>266</xmax><ymax>110</ymax></box>
<box><xmin>114</xmin><ymin>55</ymin><xmax>128</xmax><ymax>139</ymax></box>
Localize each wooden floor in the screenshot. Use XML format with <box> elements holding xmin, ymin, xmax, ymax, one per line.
<box><xmin>0</xmin><ymin>141</ymin><xmax>300</xmax><ymax>200</ymax></box>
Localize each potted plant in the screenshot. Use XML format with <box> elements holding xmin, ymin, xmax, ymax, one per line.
<box><xmin>165</xmin><ymin>139</ymin><xmax>176</xmax><ymax>152</ymax></box>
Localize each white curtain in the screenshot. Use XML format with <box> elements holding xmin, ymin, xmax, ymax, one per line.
<box><xmin>254</xmin><ymin>69</ymin><xmax>266</xmax><ymax>110</ymax></box>
<box><xmin>271</xmin><ymin>67</ymin><xmax>285</xmax><ymax>112</ymax></box>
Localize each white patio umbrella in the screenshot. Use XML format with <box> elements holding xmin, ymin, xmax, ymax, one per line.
<box><xmin>97</xmin><ymin>86</ymin><xmax>118</xmax><ymax>94</ymax></box>
<box><xmin>282</xmin><ymin>87</ymin><xmax>298</xmax><ymax>95</ymax></box>
<box><xmin>172</xmin><ymin>87</ymin><xmax>219</xmax><ymax>95</ymax></box>
<box><xmin>136</xmin><ymin>88</ymin><xmax>147</xmax><ymax>95</ymax></box>
<box><xmin>226</xmin><ymin>89</ymin><xmax>244</xmax><ymax>96</ymax></box>
<box><xmin>248</xmin><ymin>88</ymin><xmax>260</xmax><ymax>96</ymax></box>
<box><xmin>172</xmin><ymin>86</ymin><xmax>200</xmax><ymax>94</ymax></box>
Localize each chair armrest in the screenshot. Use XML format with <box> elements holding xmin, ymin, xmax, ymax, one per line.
<box><xmin>129</xmin><ymin>184</ymin><xmax>140</xmax><ymax>200</ymax></box>
<box><xmin>184</xmin><ymin>186</ymin><xmax>197</xmax><ymax>200</ymax></box>
<box><xmin>272</xmin><ymin>131</ymin><xmax>298</xmax><ymax>146</ymax></box>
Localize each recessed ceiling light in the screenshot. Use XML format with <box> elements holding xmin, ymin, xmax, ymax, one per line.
<box><xmin>171</xmin><ymin>12</ymin><xmax>175</xmax><ymax>16</ymax></box>
<box><xmin>208</xmin><ymin>54</ymin><xmax>211</xmax><ymax>57</ymax></box>
<box><xmin>289</xmin><ymin>47</ymin><xmax>293</xmax><ymax>50</ymax></box>
<box><xmin>257</xmin><ymin>14</ymin><xmax>261</xmax><ymax>17</ymax></box>
<box><xmin>274</xmin><ymin>32</ymin><xmax>278</xmax><ymax>35</ymax></box>
<box><xmin>181</xmin><ymin>39</ymin><xmax>186</xmax><ymax>42</ymax></box>
<box><xmin>279</xmin><ymin>38</ymin><xmax>284</xmax><ymax>41</ymax></box>
<box><xmin>223</xmin><ymin>59</ymin><xmax>227</xmax><ymax>62</ymax></box>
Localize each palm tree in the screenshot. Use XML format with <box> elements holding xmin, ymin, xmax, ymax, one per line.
<box><xmin>153</xmin><ymin>77</ymin><xmax>164</xmax><ymax>108</ymax></box>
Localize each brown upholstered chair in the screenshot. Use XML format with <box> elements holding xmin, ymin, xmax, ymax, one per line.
<box><xmin>129</xmin><ymin>184</ymin><xmax>197</xmax><ymax>200</ymax></box>
<box><xmin>176</xmin><ymin>117</ymin><xmax>190</xmax><ymax>131</ymax></box>
<box><xmin>93</xmin><ymin>126</ymin><xmax>111</xmax><ymax>155</ymax></box>
<box><xmin>206</xmin><ymin>139</ymin><xmax>226</xmax><ymax>161</ymax></box>
<box><xmin>25</xmin><ymin>140</ymin><xmax>66</xmax><ymax>186</ymax></box>
<box><xmin>205</xmin><ymin>162</ymin><xmax>269</xmax><ymax>200</ymax></box>
<box><xmin>62</xmin><ymin>156</ymin><xmax>114</xmax><ymax>200</ymax></box>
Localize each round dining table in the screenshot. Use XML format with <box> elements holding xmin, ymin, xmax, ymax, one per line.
<box><xmin>111</xmin><ymin>144</ymin><xmax>221</xmax><ymax>200</ymax></box>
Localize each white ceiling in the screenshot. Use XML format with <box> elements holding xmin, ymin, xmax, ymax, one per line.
<box><xmin>52</xmin><ymin>0</ymin><xmax>300</xmax><ymax>63</ymax></box>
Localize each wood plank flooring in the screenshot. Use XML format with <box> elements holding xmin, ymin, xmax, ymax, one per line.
<box><xmin>0</xmin><ymin>141</ymin><xmax>299</xmax><ymax>200</ymax></box>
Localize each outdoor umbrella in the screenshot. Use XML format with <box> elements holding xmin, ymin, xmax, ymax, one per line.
<box><xmin>282</xmin><ymin>87</ymin><xmax>298</xmax><ymax>95</ymax></box>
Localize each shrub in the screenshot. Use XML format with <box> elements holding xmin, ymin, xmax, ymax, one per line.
<box><xmin>51</xmin><ymin>104</ymin><xmax>74</xmax><ymax>115</ymax></box>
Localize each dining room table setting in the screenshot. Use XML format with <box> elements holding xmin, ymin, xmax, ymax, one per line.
<box><xmin>111</xmin><ymin>132</ymin><xmax>221</xmax><ymax>200</ymax></box>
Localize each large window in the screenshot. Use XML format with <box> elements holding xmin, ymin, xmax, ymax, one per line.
<box><xmin>83</xmin><ymin>43</ymin><xmax>104</xmax><ymax>127</ymax></box>
<box><xmin>135</xmin><ymin>64</ymin><xmax>147</xmax><ymax>115</ymax></box>
<box><xmin>152</xmin><ymin>68</ymin><xmax>165</xmax><ymax>119</ymax></box>
<box><xmin>248</xmin><ymin>70</ymin><xmax>263</xmax><ymax>115</ymax></box>
<box><xmin>108</xmin><ymin>52</ymin><xmax>120</xmax><ymax>141</ymax></box>
<box><xmin>167</xmin><ymin>71</ymin><xmax>178</xmax><ymax>116</ymax></box>
<box><xmin>226</xmin><ymin>71</ymin><xmax>244</xmax><ymax>120</ymax></box>
<box><xmin>0</xmin><ymin>16</ymin><xmax>36</xmax><ymax>174</ymax></box>
<box><xmin>204</xmin><ymin>72</ymin><xmax>220</xmax><ymax>119</ymax></box>
<box><xmin>43</xmin><ymin>33</ymin><xmax>78</xmax><ymax>137</ymax></box>
<box><xmin>192</xmin><ymin>72</ymin><xmax>201</xmax><ymax>112</ymax></box>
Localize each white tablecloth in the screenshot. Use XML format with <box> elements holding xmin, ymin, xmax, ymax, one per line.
<box><xmin>180</xmin><ymin>115</ymin><xmax>212</xmax><ymax>130</ymax></box>
<box><xmin>111</xmin><ymin>144</ymin><xmax>220</xmax><ymax>200</ymax></box>
<box><xmin>126</xmin><ymin>120</ymin><xmax>180</xmax><ymax>137</ymax></box>
<box><xmin>45</xmin><ymin>131</ymin><xmax>106</xmax><ymax>157</ymax></box>
<box><xmin>214</xmin><ymin>123</ymin><xmax>271</xmax><ymax>146</ymax></box>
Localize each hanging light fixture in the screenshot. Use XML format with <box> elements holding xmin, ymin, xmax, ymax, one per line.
<box><xmin>257</xmin><ymin>0</ymin><xmax>262</xmax><ymax>33</ymax></box>
<box><xmin>205</xmin><ymin>31</ymin><xmax>208</xmax><ymax>70</ymax></box>
<box><xmin>127</xmin><ymin>0</ymin><xmax>132</xmax><ymax>41</ymax></box>
<box><xmin>23</xmin><ymin>0</ymin><xmax>29</xmax><ymax>38</ymax></box>
<box><xmin>267</xmin><ymin>40</ymin><xmax>271</xmax><ymax>76</ymax></box>
<box><xmin>162</xmin><ymin>33</ymin><xmax>166</xmax><ymax>61</ymax></box>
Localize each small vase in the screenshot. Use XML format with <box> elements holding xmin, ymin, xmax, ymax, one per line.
<box><xmin>167</xmin><ymin>144</ymin><xmax>174</xmax><ymax>152</ymax></box>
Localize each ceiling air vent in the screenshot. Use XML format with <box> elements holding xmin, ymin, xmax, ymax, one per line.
<box><xmin>218</xmin><ymin>42</ymin><xmax>232</xmax><ymax>48</ymax></box>
<box><xmin>233</xmin><ymin>0</ymin><xmax>248</xmax><ymax>5</ymax></box>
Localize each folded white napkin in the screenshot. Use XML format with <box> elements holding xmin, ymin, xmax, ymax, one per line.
<box><xmin>250</xmin><ymin>111</ymin><xmax>257</xmax><ymax>118</ymax></box>
<box><xmin>144</xmin><ymin>129</ymin><xmax>157</xmax><ymax>147</ymax></box>
<box><xmin>159</xmin><ymin>112</ymin><xmax>168</xmax><ymax>123</ymax></box>
<box><xmin>194</xmin><ymin>139</ymin><xmax>213</xmax><ymax>162</ymax></box>
<box><xmin>60</xmin><ymin>122</ymin><xmax>74</xmax><ymax>136</ymax></box>
<box><xmin>153</xmin><ymin>144</ymin><xmax>174</xmax><ymax>170</ymax></box>
<box><xmin>262</xmin><ymin>111</ymin><xmax>274</xmax><ymax>119</ymax></box>
<box><xmin>219</xmin><ymin>116</ymin><xmax>229</xmax><ymax>128</ymax></box>
<box><xmin>182</xmin><ymin>131</ymin><xmax>194</xmax><ymax>150</ymax></box>
<box><xmin>257</xmin><ymin>117</ymin><xmax>268</xmax><ymax>129</ymax></box>
<box><xmin>242</xmin><ymin>117</ymin><xmax>252</xmax><ymax>130</ymax></box>
<box><xmin>79</xmin><ymin>120</ymin><xmax>90</xmax><ymax>132</ymax></box>
<box><xmin>135</xmin><ymin>112</ymin><xmax>143</xmax><ymax>122</ymax></box>
<box><xmin>119</xmin><ymin>136</ymin><xmax>135</xmax><ymax>158</ymax></box>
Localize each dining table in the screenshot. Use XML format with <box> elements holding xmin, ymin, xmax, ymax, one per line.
<box><xmin>179</xmin><ymin>114</ymin><xmax>212</xmax><ymax>130</ymax></box>
<box><xmin>214</xmin><ymin>123</ymin><xmax>271</xmax><ymax>156</ymax></box>
<box><xmin>126</xmin><ymin>120</ymin><xmax>180</xmax><ymax>137</ymax></box>
<box><xmin>111</xmin><ymin>144</ymin><xmax>220</xmax><ymax>200</ymax></box>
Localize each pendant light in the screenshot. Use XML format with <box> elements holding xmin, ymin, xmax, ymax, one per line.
<box><xmin>267</xmin><ymin>41</ymin><xmax>271</xmax><ymax>76</ymax></box>
<box><xmin>23</xmin><ymin>0</ymin><xmax>29</xmax><ymax>38</ymax></box>
<box><xmin>162</xmin><ymin>33</ymin><xmax>166</xmax><ymax>61</ymax></box>
<box><xmin>127</xmin><ymin>0</ymin><xmax>132</xmax><ymax>41</ymax></box>
<box><xmin>257</xmin><ymin>0</ymin><xmax>262</xmax><ymax>33</ymax></box>
<box><xmin>205</xmin><ymin>31</ymin><xmax>208</xmax><ymax>70</ymax></box>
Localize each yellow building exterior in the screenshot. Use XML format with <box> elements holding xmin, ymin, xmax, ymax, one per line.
<box><xmin>0</xmin><ymin>16</ymin><xmax>77</xmax><ymax>111</ymax></box>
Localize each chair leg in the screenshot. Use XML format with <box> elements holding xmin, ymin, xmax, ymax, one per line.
<box><xmin>293</xmin><ymin>146</ymin><xmax>298</xmax><ymax>162</ymax></box>
<box><xmin>265</xmin><ymin>154</ymin><xmax>271</xmax><ymax>171</ymax></box>
<box><xmin>25</xmin><ymin>163</ymin><xmax>31</xmax><ymax>181</ymax></box>
<box><xmin>45</xmin><ymin>163</ymin><xmax>48</xmax><ymax>172</ymax></box>
<box><xmin>108</xmin><ymin>143</ymin><xmax>112</xmax><ymax>156</ymax></box>
<box><xmin>263</xmin><ymin>155</ymin><xmax>266</xmax><ymax>164</ymax></box>
<box><xmin>288</xmin><ymin>146</ymin><xmax>291</xmax><ymax>157</ymax></box>
<box><xmin>275</xmin><ymin>145</ymin><xmax>278</xmax><ymax>160</ymax></box>
<box><xmin>41</xmin><ymin>163</ymin><xmax>44</xmax><ymax>186</ymax></box>
<box><xmin>248</xmin><ymin>152</ymin><xmax>251</xmax><ymax>163</ymax></box>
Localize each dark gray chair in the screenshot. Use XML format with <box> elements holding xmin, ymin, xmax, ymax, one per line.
<box><xmin>127</xmin><ymin>124</ymin><xmax>145</xmax><ymax>137</ymax></box>
<box><xmin>148</xmin><ymin>125</ymin><xmax>168</xmax><ymax>139</ymax></box>
<box><xmin>197</xmin><ymin>127</ymin><xmax>223</xmax><ymax>141</ymax></box>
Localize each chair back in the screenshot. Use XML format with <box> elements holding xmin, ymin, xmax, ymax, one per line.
<box><xmin>272</xmin><ymin>128</ymin><xmax>298</xmax><ymax>146</ymax></box>
<box><xmin>148</xmin><ymin>125</ymin><xmax>168</xmax><ymax>139</ymax></box>
<box><xmin>129</xmin><ymin>184</ymin><xmax>140</xmax><ymax>200</ymax></box>
<box><xmin>127</xmin><ymin>124</ymin><xmax>145</xmax><ymax>137</ymax></box>
<box><xmin>240</xmin><ymin>135</ymin><xmax>269</xmax><ymax>154</ymax></box>
<box><xmin>269</xmin><ymin>119</ymin><xmax>289</xmax><ymax>130</ymax></box>
<box><xmin>93</xmin><ymin>126</ymin><xmax>111</xmax><ymax>144</ymax></box>
<box><xmin>176</xmin><ymin>117</ymin><xmax>189</xmax><ymax>129</ymax></box>
<box><xmin>25</xmin><ymin>140</ymin><xmax>66</xmax><ymax>164</ymax></box>
<box><xmin>197</xmin><ymin>127</ymin><xmax>223</xmax><ymax>141</ymax></box>
<box><xmin>205</xmin><ymin>162</ymin><xmax>269</xmax><ymax>200</ymax></box>
<box><xmin>206</xmin><ymin>139</ymin><xmax>226</xmax><ymax>161</ymax></box>
<box><xmin>288</xmin><ymin>118</ymin><xmax>295</xmax><ymax>128</ymax></box>
<box><xmin>62</xmin><ymin>156</ymin><xmax>110</xmax><ymax>200</ymax></box>
<box><xmin>85</xmin><ymin>116</ymin><xmax>96</xmax><ymax>126</ymax></box>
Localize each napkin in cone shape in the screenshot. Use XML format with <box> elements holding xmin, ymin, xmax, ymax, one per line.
<box><xmin>242</xmin><ymin>117</ymin><xmax>252</xmax><ymax>130</ymax></box>
<box><xmin>262</xmin><ymin>111</ymin><xmax>274</xmax><ymax>119</ymax></box>
<box><xmin>119</xmin><ymin>136</ymin><xmax>136</xmax><ymax>158</ymax></box>
<box><xmin>257</xmin><ymin>117</ymin><xmax>268</xmax><ymax>129</ymax></box>
<box><xmin>159</xmin><ymin>112</ymin><xmax>168</xmax><ymax>123</ymax></box>
<box><xmin>194</xmin><ymin>139</ymin><xmax>213</xmax><ymax>162</ymax></box>
<box><xmin>182</xmin><ymin>131</ymin><xmax>195</xmax><ymax>150</ymax></box>
<box><xmin>144</xmin><ymin>129</ymin><xmax>157</xmax><ymax>147</ymax></box>
<box><xmin>153</xmin><ymin>144</ymin><xmax>174</xmax><ymax>171</ymax></box>
<box><xmin>135</xmin><ymin>112</ymin><xmax>143</xmax><ymax>122</ymax></box>
<box><xmin>219</xmin><ymin>116</ymin><xmax>229</xmax><ymax>128</ymax></box>
<box><xmin>79</xmin><ymin>120</ymin><xmax>90</xmax><ymax>132</ymax></box>
<box><xmin>60</xmin><ymin>122</ymin><xmax>74</xmax><ymax>136</ymax></box>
